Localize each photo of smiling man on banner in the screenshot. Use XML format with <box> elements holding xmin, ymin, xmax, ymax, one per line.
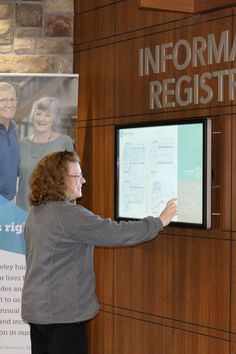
<box><xmin>0</xmin><ymin>82</ymin><xmax>20</xmax><ymax>202</ymax></box>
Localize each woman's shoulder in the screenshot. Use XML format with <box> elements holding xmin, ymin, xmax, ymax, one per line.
<box><xmin>50</xmin><ymin>201</ymin><xmax>90</xmax><ymax>214</ymax></box>
<box><xmin>55</xmin><ymin>134</ymin><xmax>74</xmax><ymax>150</ymax></box>
<box><xmin>42</xmin><ymin>201</ymin><xmax>91</xmax><ymax>221</ymax></box>
<box><xmin>57</xmin><ymin>134</ymin><xmax>73</xmax><ymax>143</ymax></box>
<box><xmin>19</xmin><ymin>136</ymin><xmax>31</xmax><ymax>145</ymax></box>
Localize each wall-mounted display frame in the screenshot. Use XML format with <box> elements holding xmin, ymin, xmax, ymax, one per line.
<box><xmin>115</xmin><ymin>118</ymin><xmax>212</xmax><ymax>229</ymax></box>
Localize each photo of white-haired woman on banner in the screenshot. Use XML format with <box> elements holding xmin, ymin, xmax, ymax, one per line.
<box><xmin>16</xmin><ymin>96</ymin><xmax>74</xmax><ymax>211</ymax></box>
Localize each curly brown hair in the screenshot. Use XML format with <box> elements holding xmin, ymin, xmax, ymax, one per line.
<box><xmin>29</xmin><ymin>151</ymin><xmax>80</xmax><ymax>206</ymax></box>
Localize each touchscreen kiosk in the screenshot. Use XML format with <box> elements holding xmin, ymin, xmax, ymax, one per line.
<box><xmin>115</xmin><ymin>119</ymin><xmax>211</xmax><ymax>228</ymax></box>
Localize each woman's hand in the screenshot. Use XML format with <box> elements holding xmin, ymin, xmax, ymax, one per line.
<box><xmin>159</xmin><ymin>199</ymin><xmax>178</xmax><ymax>227</ymax></box>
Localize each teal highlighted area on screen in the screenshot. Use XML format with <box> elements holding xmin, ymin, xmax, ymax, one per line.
<box><xmin>0</xmin><ymin>196</ymin><xmax>27</xmax><ymax>254</ymax></box>
<box><xmin>178</xmin><ymin>124</ymin><xmax>203</xmax><ymax>180</ymax></box>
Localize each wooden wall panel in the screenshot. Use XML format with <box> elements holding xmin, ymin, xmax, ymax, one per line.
<box><xmin>76</xmin><ymin>126</ymin><xmax>93</xmax><ymax>209</ymax></box>
<box><xmin>232</xmin><ymin>107</ymin><xmax>236</xmax><ymax>231</ymax></box>
<box><xmin>230</xmin><ymin>241</ymin><xmax>236</xmax><ymax>333</ymax></box>
<box><xmin>137</xmin><ymin>0</ymin><xmax>236</xmax><ymax>13</ymax></box>
<box><xmin>75</xmin><ymin>0</ymin><xmax>121</xmax><ymax>14</ymax></box>
<box><xmin>231</xmin><ymin>9</ymin><xmax>236</xmax><ymax>233</ymax></box>
<box><xmin>93</xmin><ymin>248</ymin><xmax>114</xmax><ymax>304</ymax></box>
<box><xmin>113</xmin><ymin>306</ymin><xmax>229</xmax><ymax>340</ymax></box>
<box><xmin>115</xmin><ymin>13</ymin><xmax>233</xmax><ymax>117</ymax></box>
<box><xmin>114</xmin><ymin>235</ymin><xmax>230</xmax><ymax>330</ymax></box>
<box><xmin>116</xmin><ymin>0</ymin><xmax>187</xmax><ymax>34</ymax></box>
<box><xmin>232</xmin><ymin>342</ymin><xmax>236</xmax><ymax>354</ymax></box>
<box><xmin>231</xmin><ymin>339</ymin><xmax>236</xmax><ymax>354</ymax></box>
<box><xmin>114</xmin><ymin>315</ymin><xmax>229</xmax><ymax>354</ymax></box>
<box><xmin>74</xmin><ymin>5</ymin><xmax>115</xmax><ymax>44</ymax></box>
<box><xmin>76</xmin><ymin>123</ymin><xmax>115</xmax><ymax>210</ymax></box>
<box><xmin>136</xmin><ymin>0</ymin><xmax>194</xmax><ymax>12</ymax></box>
<box><xmin>211</xmin><ymin>116</ymin><xmax>232</xmax><ymax>230</ymax></box>
<box><xmin>89</xmin><ymin>125</ymin><xmax>115</xmax><ymax>216</ymax></box>
<box><xmin>75</xmin><ymin>46</ymin><xmax>115</xmax><ymax>120</ymax></box>
<box><xmin>88</xmin><ymin>311</ymin><xmax>113</xmax><ymax>354</ymax></box>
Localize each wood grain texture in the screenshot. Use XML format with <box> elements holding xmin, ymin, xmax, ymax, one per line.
<box><xmin>74</xmin><ymin>46</ymin><xmax>115</xmax><ymax>120</ymax></box>
<box><xmin>76</xmin><ymin>127</ymin><xmax>93</xmax><ymax>210</ymax></box>
<box><xmin>116</xmin><ymin>0</ymin><xmax>187</xmax><ymax>34</ymax></box>
<box><xmin>114</xmin><ymin>315</ymin><xmax>229</xmax><ymax>354</ymax></box>
<box><xmin>211</xmin><ymin>117</ymin><xmax>232</xmax><ymax>230</ymax></box>
<box><xmin>94</xmin><ymin>248</ymin><xmax>114</xmax><ymax>304</ymax></box>
<box><xmin>230</xmin><ymin>343</ymin><xmax>236</xmax><ymax>354</ymax></box>
<box><xmin>75</xmin><ymin>0</ymin><xmax>121</xmax><ymax>14</ymax></box>
<box><xmin>136</xmin><ymin>0</ymin><xmax>194</xmax><ymax>13</ymax></box>
<box><xmin>90</xmin><ymin>125</ymin><xmax>115</xmax><ymax>216</ymax></box>
<box><xmin>88</xmin><ymin>311</ymin><xmax>113</xmax><ymax>354</ymax></box>
<box><xmin>231</xmin><ymin>340</ymin><xmax>236</xmax><ymax>353</ymax></box>
<box><xmin>114</xmin><ymin>235</ymin><xmax>230</xmax><ymax>330</ymax></box>
<box><xmin>76</xmin><ymin>125</ymin><xmax>115</xmax><ymax>211</ymax></box>
<box><xmin>136</xmin><ymin>0</ymin><xmax>236</xmax><ymax>13</ymax></box>
<box><xmin>196</xmin><ymin>0</ymin><xmax>236</xmax><ymax>12</ymax></box>
<box><xmin>230</xmin><ymin>241</ymin><xmax>236</xmax><ymax>333</ymax></box>
<box><xmin>232</xmin><ymin>111</ymin><xmax>236</xmax><ymax>231</ymax></box>
<box><xmin>74</xmin><ymin>5</ymin><xmax>115</xmax><ymax>44</ymax></box>
<box><xmin>114</xmin><ymin>307</ymin><xmax>230</xmax><ymax>340</ymax></box>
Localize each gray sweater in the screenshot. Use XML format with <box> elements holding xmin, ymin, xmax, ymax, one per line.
<box><xmin>21</xmin><ymin>201</ymin><xmax>163</xmax><ymax>324</ymax></box>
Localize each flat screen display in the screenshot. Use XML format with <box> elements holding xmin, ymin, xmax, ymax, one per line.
<box><xmin>115</xmin><ymin>119</ymin><xmax>211</xmax><ymax>228</ymax></box>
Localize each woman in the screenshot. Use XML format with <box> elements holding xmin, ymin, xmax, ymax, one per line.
<box><xmin>16</xmin><ymin>96</ymin><xmax>74</xmax><ymax>210</ymax></box>
<box><xmin>21</xmin><ymin>151</ymin><xmax>177</xmax><ymax>354</ymax></box>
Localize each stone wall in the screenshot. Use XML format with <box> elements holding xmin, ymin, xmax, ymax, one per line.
<box><xmin>0</xmin><ymin>0</ymin><xmax>74</xmax><ymax>73</ymax></box>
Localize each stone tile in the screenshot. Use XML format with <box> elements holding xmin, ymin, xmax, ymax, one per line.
<box><xmin>0</xmin><ymin>55</ymin><xmax>56</xmax><ymax>73</ymax></box>
<box><xmin>0</xmin><ymin>4</ymin><xmax>13</xmax><ymax>18</ymax></box>
<box><xmin>16</xmin><ymin>4</ymin><xmax>42</xmax><ymax>27</ymax></box>
<box><xmin>46</xmin><ymin>0</ymin><xmax>73</xmax><ymax>13</ymax></box>
<box><xmin>45</xmin><ymin>15</ymin><xmax>73</xmax><ymax>37</ymax></box>
<box><xmin>14</xmin><ymin>38</ymin><xmax>34</xmax><ymax>54</ymax></box>
<box><xmin>0</xmin><ymin>1</ymin><xmax>74</xmax><ymax>75</ymax></box>
<box><xmin>0</xmin><ymin>45</ymin><xmax>13</xmax><ymax>53</ymax></box>
<box><xmin>56</xmin><ymin>56</ymin><xmax>73</xmax><ymax>73</ymax></box>
<box><xmin>36</xmin><ymin>39</ymin><xmax>73</xmax><ymax>54</ymax></box>
<box><xmin>15</xmin><ymin>27</ymin><xmax>42</xmax><ymax>38</ymax></box>
<box><xmin>0</xmin><ymin>20</ymin><xmax>13</xmax><ymax>45</ymax></box>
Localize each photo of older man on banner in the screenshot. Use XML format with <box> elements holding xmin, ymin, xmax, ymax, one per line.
<box><xmin>0</xmin><ymin>73</ymin><xmax>79</xmax><ymax>354</ymax></box>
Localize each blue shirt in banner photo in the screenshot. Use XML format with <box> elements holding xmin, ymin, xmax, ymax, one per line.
<box><xmin>0</xmin><ymin>195</ymin><xmax>27</xmax><ymax>254</ymax></box>
<box><xmin>0</xmin><ymin>120</ymin><xmax>20</xmax><ymax>200</ymax></box>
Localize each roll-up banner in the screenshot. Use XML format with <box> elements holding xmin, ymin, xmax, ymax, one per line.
<box><xmin>0</xmin><ymin>73</ymin><xmax>79</xmax><ymax>354</ymax></box>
